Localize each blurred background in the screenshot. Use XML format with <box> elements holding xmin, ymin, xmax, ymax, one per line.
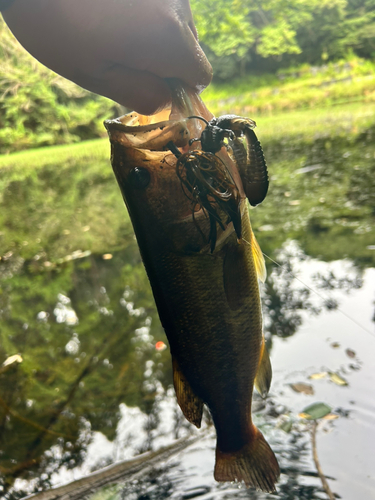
<box><xmin>1</xmin><ymin>2</ymin><xmax>375</xmax><ymax>499</ymax></box>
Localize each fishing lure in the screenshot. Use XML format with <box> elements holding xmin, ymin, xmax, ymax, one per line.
<box><xmin>188</xmin><ymin>114</ymin><xmax>269</xmax><ymax>207</ymax></box>
<box><xmin>167</xmin><ymin>113</ymin><xmax>269</xmax><ymax>251</ymax></box>
<box><xmin>175</xmin><ymin>149</ymin><xmax>242</xmax><ymax>253</ymax></box>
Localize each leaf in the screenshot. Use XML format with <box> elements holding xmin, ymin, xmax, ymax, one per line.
<box><xmin>309</xmin><ymin>372</ymin><xmax>328</xmax><ymax>380</ymax></box>
<box><xmin>323</xmin><ymin>414</ymin><xmax>339</xmax><ymax>420</ymax></box>
<box><xmin>331</xmin><ymin>342</ymin><xmax>340</xmax><ymax>348</ymax></box>
<box><xmin>300</xmin><ymin>402</ymin><xmax>332</xmax><ymax>420</ymax></box>
<box><xmin>345</xmin><ymin>348</ymin><xmax>356</xmax><ymax>358</ymax></box>
<box><xmin>279</xmin><ymin>419</ymin><xmax>293</xmax><ymax>433</ymax></box>
<box><xmin>329</xmin><ymin>372</ymin><xmax>348</xmax><ymax>386</ymax></box>
<box><xmin>290</xmin><ymin>383</ymin><xmax>314</xmax><ymax>395</ymax></box>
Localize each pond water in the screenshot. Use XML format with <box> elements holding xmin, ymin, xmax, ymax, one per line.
<box><xmin>0</xmin><ymin>124</ymin><xmax>374</xmax><ymax>500</ymax></box>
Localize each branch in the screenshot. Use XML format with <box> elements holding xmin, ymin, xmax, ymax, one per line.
<box><xmin>311</xmin><ymin>421</ymin><xmax>335</xmax><ymax>500</ymax></box>
<box><xmin>22</xmin><ymin>436</ymin><xmax>199</xmax><ymax>500</ymax></box>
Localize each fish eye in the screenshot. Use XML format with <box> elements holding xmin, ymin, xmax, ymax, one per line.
<box><xmin>128</xmin><ymin>167</ymin><xmax>151</xmax><ymax>189</ymax></box>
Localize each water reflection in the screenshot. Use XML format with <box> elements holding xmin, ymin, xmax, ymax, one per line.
<box><xmin>1</xmin><ymin>127</ymin><xmax>374</xmax><ymax>499</ymax></box>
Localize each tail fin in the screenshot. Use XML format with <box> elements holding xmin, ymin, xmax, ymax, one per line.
<box><xmin>214</xmin><ymin>426</ymin><xmax>280</xmax><ymax>493</ymax></box>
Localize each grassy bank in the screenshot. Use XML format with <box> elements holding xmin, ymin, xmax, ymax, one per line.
<box><xmin>202</xmin><ymin>58</ymin><xmax>375</xmax><ymax>117</ymax></box>
<box><xmin>1</xmin><ymin>101</ymin><xmax>375</xmax><ymax>173</ymax></box>
<box><xmin>256</xmin><ymin>102</ymin><xmax>375</xmax><ymax>143</ymax></box>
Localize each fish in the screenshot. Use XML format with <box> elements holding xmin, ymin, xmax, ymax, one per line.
<box><xmin>104</xmin><ymin>85</ymin><xmax>280</xmax><ymax>492</ymax></box>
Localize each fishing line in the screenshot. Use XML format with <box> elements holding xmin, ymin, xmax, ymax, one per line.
<box><xmin>241</xmin><ymin>237</ymin><xmax>375</xmax><ymax>338</ymax></box>
<box><xmin>263</xmin><ymin>251</ymin><xmax>375</xmax><ymax>339</ymax></box>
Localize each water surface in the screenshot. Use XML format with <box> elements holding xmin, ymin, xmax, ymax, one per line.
<box><xmin>0</xmin><ymin>126</ymin><xmax>374</xmax><ymax>499</ymax></box>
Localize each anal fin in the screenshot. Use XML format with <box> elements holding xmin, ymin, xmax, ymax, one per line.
<box><xmin>173</xmin><ymin>357</ymin><xmax>203</xmax><ymax>428</ymax></box>
<box><xmin>254</xmin><ymin>339</ymin><xmax>272</xmax><ymax>398</ymax></box>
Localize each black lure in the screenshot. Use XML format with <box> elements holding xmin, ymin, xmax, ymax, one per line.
<box><xmin>166</xmin><ymin>113</ymin><xmax>269</xmax><ymax>251</ymax></box>
<box><xmin>188</xmin><ymin>114</ymin><xmax>269</xmax><ymax>207</ymax></box>
<box><xmin>175</xmin><ymin>150</ymin><xmax>242</xmax><ymax>253</ymax></box>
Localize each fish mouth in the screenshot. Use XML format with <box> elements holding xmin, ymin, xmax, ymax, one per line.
<box><xmin>104</xmin><ymin>81</ymin><xmax>214</xmax><ymax>155</ymax></box>
<box><xmin>104</xmin><ymin>109</ymin><xmax>191</xmax><ymax>152</ymax></box>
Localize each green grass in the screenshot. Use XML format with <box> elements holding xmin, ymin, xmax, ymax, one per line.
<box><xmin>0</xmin><ymin>138</ymin><xmax>108</xmax><ymax>173</ymax></box>
<box><xmin>202</xmin><ymin>57</ymin><xmax>375</xmax><ymax>117</ymax></box>
<box><xmin>255</xmin><ymin>102</ymin><xmax>375</xmax><ymax>143</ymax></box>
<box><xmin>1</xmin><ymin>102</ymin><xmax>374</xmax><ymax>173</ymax></box>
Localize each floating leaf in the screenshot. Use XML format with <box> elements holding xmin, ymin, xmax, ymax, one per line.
<box><xmin>299</xmin><ymin>412</ymin><xmax>310</xmax><ymax>419</ymax></box>
<box><xmin>309</xmin><ymin>372</ymin><xmax>327</xmax><ymax>380</ymax></box>
<box><xmin>331</xmin><ymin>342</ymin><xmax>340</xmax><ymax>348</ymax></box>
<box><xmin>329</xmin><ymin>372</ymin><xmax>348</xmax><ymax>386</ymax></box>
<box><xmin>279</xmin><ymin>419</ymin><xmax>293</xmax><ymax>433</ymax></box>
<box><xmin>300</xmin><ymin>402</ymin><xmax>332</xmax><ymax>420</ymax></box>
<box><xmin>323</xmin><ymin>414</ymin><xmax>339</xmax><ymax>420</ymax></box>
<box><xmin>345</xmin><ymin>348</ymin><xmax>356</xmax><ymax>358</ymax></box>
<box><xmin>290</xmin><ymin>383</ymin><xmax>314</xmax><ymax>395</ymax></box>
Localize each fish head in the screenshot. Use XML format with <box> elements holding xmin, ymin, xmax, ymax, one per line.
<box><xmin>105</xmin><ymin>109</ymin><xmax>213</xmax><ymax>254</ymax></box>
<box><xmin>105</xmin><ymin>85</ymin><xmax>245</xmax><ymax>255</ymax></box>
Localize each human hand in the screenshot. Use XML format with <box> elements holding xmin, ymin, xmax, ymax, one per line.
<box><xmin>3</xmin><ymin>0</ymin><xmax>212</xmax><ymax>114</ymax></box>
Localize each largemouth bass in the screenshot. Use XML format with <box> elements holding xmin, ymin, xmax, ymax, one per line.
<box><xmin>105</xmin><ymin>86</ymin><xmax>280</xmax><ymax>492</ymax></box>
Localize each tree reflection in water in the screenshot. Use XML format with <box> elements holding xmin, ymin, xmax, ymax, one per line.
<box><xmin>1</xmin><ymin>127</ymin><xmax>374</xmax><ymax>499</ymax></box>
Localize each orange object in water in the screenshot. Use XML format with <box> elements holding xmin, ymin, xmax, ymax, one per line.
<box><xmin>155</xmin><ymin>341</ymin><xmax>167</xmax><ymax>351</ymax></box>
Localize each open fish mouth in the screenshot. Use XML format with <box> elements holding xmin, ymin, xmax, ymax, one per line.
<box><xmin>104</xmin><ymin>89</ymin><xmax>244</xmax><ymax>253</ymax></box>
<box><xmin>104</xmin><ymin>110</ymin><xmax>191</xmax><ymax>152</ymax></box>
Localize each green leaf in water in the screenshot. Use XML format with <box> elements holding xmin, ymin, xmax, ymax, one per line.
<box><xmin>300</xmin><ymin>402</ymin><xmax>332</xmax><ymax>420</ymax></box>
<box><xmin>279</xmin><ymin>418</ymin><xmax>294</xmax><ymax>433</ymax></box>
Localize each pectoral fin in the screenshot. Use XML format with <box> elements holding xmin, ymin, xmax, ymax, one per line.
<box><xmin>254</xmin><ymin>340</ymin><xmax>272</xmax><ymax>398</ymax></box>
<box><xmin>250</xmin><ymin>226</ymin><xmax>266</xmax><ymax>283</ymax></box>
<box><xmin>173</xmin><ymin>357</ymin><xmax>203</xmax><ymax>428</ymax></box>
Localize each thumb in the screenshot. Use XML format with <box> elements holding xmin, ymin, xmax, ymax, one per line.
<box><xmin>79</xmin><ymin>65</ymin><xmax>172</xmax><ymax>115</ymax></box>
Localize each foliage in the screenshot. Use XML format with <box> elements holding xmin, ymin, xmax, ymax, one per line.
<box><xmin>0</xmin><ymin>19</ymin><xmax>119</xmax><ymax>154</ymax></box>
<box><xmin>191</xmin><ymin>0</ymin><xmax>375</xmax><ymax>78</ymax></box>
<box><xmin>2</xmin><ymin>1</ymin><xmax>375</xmax><ymax>152</ymax></box>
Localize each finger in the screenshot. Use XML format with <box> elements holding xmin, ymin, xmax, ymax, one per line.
<box><xmin>151</xmin><ymin>0</ymin><xmax>213</xmax><ymax>90</ymax></box>
<box><xmin>104</xmin><ymin>3</ymin><xmax>213</xmax><ymax>93</ymax></box>
<box><xmin>77</xmin><ymin>65</ymin><xmax>172</xmax><ymax>115</ymax></box>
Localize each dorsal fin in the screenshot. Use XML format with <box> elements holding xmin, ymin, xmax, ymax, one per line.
<box><xmin>250</xmin><ymin>227</ymin><xmax>266</xmax><ymax>282</ymax></box>
<box><xmin>172</xmin><ymin>356</ymin><xmax>203</xmax><ymax>428</ymax></box>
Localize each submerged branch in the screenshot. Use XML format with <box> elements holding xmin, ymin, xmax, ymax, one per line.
<box><xmin>23</xmin><ymin>436</ymin><xmax>199</xmax><ymax>500</ymax></box>
<box><xmin>311</xmin><ymin>421</ymin><xmax>336</xmax><ymax>500</ymax></box>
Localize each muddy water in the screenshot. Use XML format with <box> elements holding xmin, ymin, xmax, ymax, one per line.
<box><xmin>0</xmin><ymin>127</ymin><xmax>374</xmax><ymax>499</ymax></box>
